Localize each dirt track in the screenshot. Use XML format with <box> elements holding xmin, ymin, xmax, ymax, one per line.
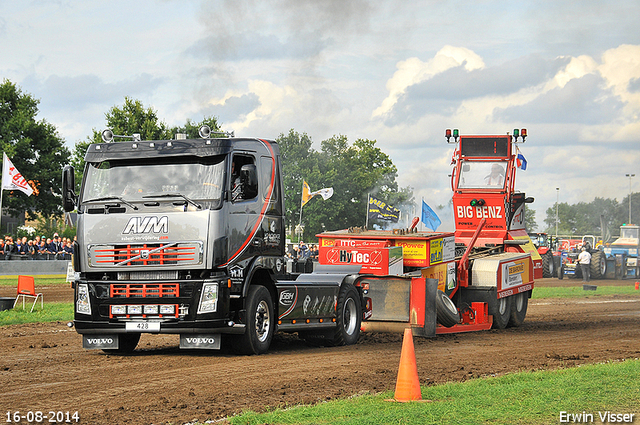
<box><xmin>1</xmin><ymin>278</ymin><xmax>639</xmax><ymax>425</ymax></box>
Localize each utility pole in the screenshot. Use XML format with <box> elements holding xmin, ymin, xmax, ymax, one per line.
<box><xmin>626</xmin><ymin>174</ymin><xmax>635</xmax><ymax>224</ymax></box>
<box><xmin>555</xmin><ymin>187</ymin><xmax>559</xmax><ymax>239</ymax></box>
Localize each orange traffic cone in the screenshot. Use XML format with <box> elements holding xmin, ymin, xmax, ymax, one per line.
<box><xmin>392</xmin><ymin>328</ymin><xmax>422</xmax><ymax>402</ymax></box>
<box><xmin>635</xmin><ymin>282</ymin><xmax>639</xmax><ymax>290</ymax></box>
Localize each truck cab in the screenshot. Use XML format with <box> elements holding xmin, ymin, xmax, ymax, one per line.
<box><xmin>63</xmin><ymin>129</ymin><xmax>289</xmax><ymax>353</ymax></box>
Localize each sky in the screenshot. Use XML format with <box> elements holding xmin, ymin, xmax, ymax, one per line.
<box><xmin>1</xmin><ymin>0</ymin><xmax>640</xmax><ymax>232</ymax></box>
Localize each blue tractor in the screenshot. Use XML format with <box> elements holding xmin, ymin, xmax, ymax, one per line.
<box><xmin>603</xmin><ymin>224</ymin><xmax>640</xmax><ymax>279</ymax></box>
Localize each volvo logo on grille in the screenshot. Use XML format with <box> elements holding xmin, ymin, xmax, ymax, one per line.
<box><xmin>140</xmin><ymin>249</ymin><xmax>150</xmax><ymax>259</ymax></box>
<box><xmin>123</xmin><ymin>216</ymin><xmax>169</xmax><ymax>234</ymax></box>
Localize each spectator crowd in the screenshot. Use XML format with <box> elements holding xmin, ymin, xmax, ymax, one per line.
<box><xmin>1</xmin><ymin>233</ymin><xmax>75</xmax><ymax>260</ymax></box>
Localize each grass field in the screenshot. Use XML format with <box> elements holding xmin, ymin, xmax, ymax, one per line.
<box><xmin>2</xmin><ymin>278</ymin><xmax>638</xmax><ymax>424</ymax></box>
<box><xmin>228</xmin><ymin>360</ymin><xmax>640</xmax><ymax>425</ymax></box>
<box><xmin>531</xmin><ymin>285</ymin><xmax>640</xmax><ymax>299</ymax></box>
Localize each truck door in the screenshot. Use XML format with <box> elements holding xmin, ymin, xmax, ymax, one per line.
<box><xmin>227</xmin><ymin>153</ymin><xmax>260</xmax><ymax>264</ymax></box>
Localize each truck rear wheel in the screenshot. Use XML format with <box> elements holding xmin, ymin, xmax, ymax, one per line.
<box><xmin>103</xmin><ymin>333</ymin><xmax>140</xmax><ymax>354</ymax></box>
<box><xmin>542</xmin><ymin>251</ymin><xmax>554</xmax><ymax>278</ymax></box>
<box><xmin>333</xmin><ymin>283</ymin><xmax>362</xmax><ymax>346</ymax></box>
<box><xmin>590</xmin><ymin>250</ymin><xmax>606</xmax><ymax>279</ymax></box>
<box><xmin>491</xmin><ymin>295</ymin><xmax>512</xmax><ymax>329</ymax></box>
<box><xmin>507</xmin><ymin>291</ymin><xmax>529</xmax><ymax>327</ymax></box>
<box><xmin>436</xmin><ymin>289</ymin><xmax>459</xmax><ymax>327</ymax></box>
<box><xmin>231</xmin><ymin>285</ymin><xmax>274</xmax><ymax>355</ymax></box>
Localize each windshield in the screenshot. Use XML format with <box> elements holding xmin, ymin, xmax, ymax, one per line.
<box><xmin>81</xmin><ymin>157</ymin><xmax>225</xmax><ymax>208</ymax></box>
<box><xmin>458</xmin><ymin>160</ymin><xmax>507</xmax><ymax>189</ymax></box>
<box><xmin>620</xmin><ymin>227</ymin><xmax>639</xmax><ymax>239</ymax></box>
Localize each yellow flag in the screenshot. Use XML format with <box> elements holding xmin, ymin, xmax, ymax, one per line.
<box><xmin>301</xmin><ymin>180</ymin><xmax>313</xmax><ymax>207</ymax></box>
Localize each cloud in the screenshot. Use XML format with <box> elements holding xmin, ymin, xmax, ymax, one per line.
<box><xmin>377</xmin><ymin>52</ymin><xmax>570</xmax><ymax>126</ymax></box>
<box><xmin>372</xmin><ymin>46</ymin><xmax>485</xmax><ymax>119</ymax></box>
<box><xmin>202</xmin><ymin>92</ymin><xmax>261</xmax><ymax>124</ymax></box>
<box><xmin>22</xmin><ymin>73</ymin><xmax>163</xmax><ymax>112</ymax></box>
<box><xmin>192</xmin><ymin>0</ymin><xmax>375</xmax><ymax>63</ymax></box>
<box><xmin>494</xmin><ymin>73</ymin><xmax>624</xmax><ymax>124</ymax></box>
<box><xmin>187</xmin><ymin>31</ymin><xmax>330</xmax><ymax>61</ymax></box>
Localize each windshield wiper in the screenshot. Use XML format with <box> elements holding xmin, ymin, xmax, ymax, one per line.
<box><xmin>143</xmin><ymin>193</ymin><xmax>202</xmax><ymax>209</ymax></box>
<box><xmin>83</xmin><ymin>196</ymin><xmax>138</xmax><ymax>210</ymax></box>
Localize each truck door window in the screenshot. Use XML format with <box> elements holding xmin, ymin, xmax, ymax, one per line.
<box><xmin>231</xmin><ymin>154</ymin><xmax>257</xmax><ymax>203</ymax></box>
<box><xmin>260</xmin><ymin>156</ymin><xmax>277</xmax><ymax>202</ymax></box>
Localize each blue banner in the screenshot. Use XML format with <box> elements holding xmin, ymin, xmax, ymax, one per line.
<box><xmin>421</xmin><ymin>200</ymin><xmax>441</xmax><ymax>231</ymax></box>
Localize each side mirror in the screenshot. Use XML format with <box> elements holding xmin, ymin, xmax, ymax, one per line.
<box><xmin>240</xmin><ymin>164</ymin><xmax>258</xmax><ymax>199</ymax></box>
<box><xmin>62</xmin><ymin>165</ymin><xmax>76</xmax><ymax>212</ymax></box>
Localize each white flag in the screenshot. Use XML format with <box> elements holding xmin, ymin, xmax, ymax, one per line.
<box><xmin>2</xmin><ymin>153</ymin><xmax>33</xmax><ymax>196</ymax></box>
<box><xmin>311</xmin><ymin>187</ymin><xmax>333</xmax><ymax>200</ymax></box>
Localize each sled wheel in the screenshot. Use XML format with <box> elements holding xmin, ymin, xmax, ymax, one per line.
<box><xmin>232</xmin><ymin>285</ymin><xmax>274</xmax><ymax>355</ymax></box>
<box><xmin>436</xmin><ymin>289</ymin><xmax>459</xmax><ymax>328</ymax></box>
<box><xmin>507</xmin><ymin>291</ymin><xmax>529</xmax><ymax>327</ymax></box>
<box><xmin>492</xmin><ymin>295</ymin><xmax>512</xmax><ymax>329</ymax></box>
<box><xmin>333</xmin><ymin>283</ymin><xmax>362</xmax><ymax>346</ymax></box>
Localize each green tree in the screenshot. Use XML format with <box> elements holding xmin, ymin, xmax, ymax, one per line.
<box><xmin>524</xmin><ymin>206</ymin><xmax>537</xmax><ymax>232</ymax></box>
<box><xmin>71</xmin><ymin>98</ymin><xmax>221</xmax><ymax>188</ymax></box>
<box><xmin>542</xmin><ymin>196</ymin><xmax>632</xmax><ymax>240</ymax></box>
<box><xmin>277</xmin><ymin>130</ymin><xmax>413</xmax><ymax>241</ymax></box>
<box><xmin>0</xmin><ymin>79</ymin><xmax>70</xmax><ymax>223</ymax></box>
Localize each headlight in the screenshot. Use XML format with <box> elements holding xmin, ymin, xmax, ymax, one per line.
<box><xmin>76</xmin><ymin>283</ymin><xmax>91</xmax><ymax>315</ymax></box>
<box><xmin>111</xmin><ymin>305</ymin><xmax>127</xmax><ymax>315</ymax></box>
<box><xmin>198</xmin><ymin>282</ymin><xmax>218</xmax><ymax>314</ymax></box>
<box><xmin>160</xmin><ymin>305</ymin><xmax>175</xmax><ymax>315</ymax></box>
<box><xmin>127</xmin><ymin>305</ymin><xmax>143</xmax><ymax>315</ymax></box>
<box><xmin>144</xmin><ymin>305</ymin><xmax>159</xmax><ymax>315</ymax></box>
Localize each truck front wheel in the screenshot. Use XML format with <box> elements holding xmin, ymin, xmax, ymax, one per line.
<box><xmin>333</xmin><ymin>283</ymin><xmax>362</xmax><ymax>346</ymax></box>
<box><xmin>232</xmin><ymin>285</ymin><xmax>274</xmax><ymax>355</ymax></box>
<box><xmin>103</xmin><ymin>333</ymin><xmax>140</xmax><ymax>355</ymax></box>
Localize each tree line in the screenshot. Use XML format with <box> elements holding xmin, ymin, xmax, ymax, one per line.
<box><xmin>542</xmin><ymin>196</ymin><xmax>640</xmax><ymax>240</ymax></box>
<box><xmin>0</xmin><ymin>80</ymin><xmax>414</xmax><ymax>240</ymax></box>
<box><xmin>5</xmin><ymin>79</ymin><xmax>633</xmax><ymax>242</ymax></box>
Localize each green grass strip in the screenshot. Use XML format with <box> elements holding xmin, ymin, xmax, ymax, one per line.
<box><xmin>0</xmin><ymin>302</ymin><xmax>73</xmax><ymax>325</ymax></box>
<box><xmin>229</xmin><ymin>360</ymin><xmax>640</xmax><ymax>425</ymax></box>
<box><xmin>531</xmin><ymin>285</ymin><xmax>640</xmax><ymax>299</ymax></box>
<box><xmin>0</xmin><ymin>277</ymin><xmax>70</xmax><ymax>286</ymax></box>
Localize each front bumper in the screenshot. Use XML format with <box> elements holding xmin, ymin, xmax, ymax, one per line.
<box><xmin>74</xmin><ymin>318</ymin><xmax>246</xmax><ymax>335</ymax></box>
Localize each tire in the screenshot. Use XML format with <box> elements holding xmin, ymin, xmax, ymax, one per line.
<box><xmin>491</xmin><ymin>295</ymin><xmax>512</xmax><ymax>329</ymax></box>
<box><xmin>590</xmin><ymin>250</ymin><xmax>606</xmax><ymax>279</ymax></box>
<box><xmin>103</xmin><ymin>333</ymin><xmax>140</xmax><ymax>354</ymax></box>
<box><xmin>333</xmin><ymin>283</ymin><xmax>362</xmax><ymax>346</ymax></box>
<box><xmin>507</xmin><ymin>291</ymin><xmax>529</xmax><ymax>327</ymax></box>
<box><xmin>435</xmin><ymin>290</ymin><xmax>459</xmax><ymax>327</ymax></box>
<box><xmin>231</xmin><ymin>285</ymin><xmax>274</xmax><ymax>355</ymax></box>
<box><xmin>542</xmin><ymin>251</ymin><xmax>554</xmax><ymax>278</ymax></box>
<box><xmin>553</xmin><ymin>256</ymin><xmax>561</xmax><ymax>278</ymax></box>
<box><xmin>558</xmin><ymin>264</ymin><xmax>564</xmax><ymax>280</ymax></box>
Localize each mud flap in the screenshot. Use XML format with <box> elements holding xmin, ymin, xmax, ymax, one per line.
<box><xmin>83</xmin><ymin>335</ymin><xmax>119</xmax><ymax>350</ymax></box>
<box><xmin>180</xmin><ymin>334</ymin><xmax>221</xmax><ymax>349</ymax></box>
<box><xmin>413</xmin><ymin>277</ymin><xmax>437</xmax><ymax>337</ymax></box>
